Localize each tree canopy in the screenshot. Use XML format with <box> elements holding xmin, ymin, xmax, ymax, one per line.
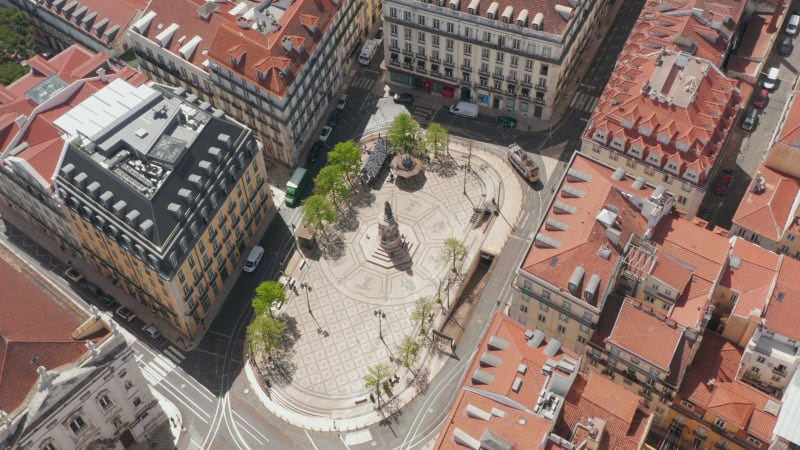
<box><xmin>314</xmin><ymin>165</ymin><xmax>350</xmax><ymax>208</ymax></box>
<box><xmin>423</xmin><ymin>123</ymin><xmax>449</xmax><ymax>157</ymax></box>
<box><xmin>252</xmin><ymin>280</ymin><xmax>287</xmax><ymax>317</ymax></box>
<box><xmin>302</xmin><ymin>194</ymin><xmax>336</xmax><ymax>238</ymax></box>
<box><xmin>0</xmin><ymin>7</ymin><xmax>34</xmax><ymax>86</ymax></box>
<box><xmin>328</xmin><ymin>140</ymin><xmax>361</xmax><ymax>182</ymax></box>
<box><xmin>441</xmin><ymin>237</ymin><xmax>467</xmax><ymax>273</ymax></box>
<box><xmin>387</xmin><ymin>113</ymin><xmax>420</xmax><ymax>155</ymax></box>
<box><xmin>247</xmin><ymin>314</ymin><xmax>287</xmax><ymax>355</ymax></box>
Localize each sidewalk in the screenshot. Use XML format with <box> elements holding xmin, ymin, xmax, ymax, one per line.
<box><xmin>244</xmin><ymin>136</ymin><xmax>526</xmax><ymax>433</ymax></box>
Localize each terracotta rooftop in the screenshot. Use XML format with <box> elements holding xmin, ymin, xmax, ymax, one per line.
<box><xmin>207</xmin><ymin>0</ymin><xmax>338</xmax><ymax>100</ymax></box>
<box><xmin>764</xmin><ymin>256</ymin><xmax>800</xmax><ymax>342</ymax></box>
<box><xmin>36</xmin><ymin>0</ymin><xmax>148</xmax><ymax>47</ymax></box>
<box><xmin>0</xmin><ymin>45</ymin><xmax>146</xmax><ymax>185</ymax></box>
<box><xmin>608</xmin><ymin>299</ymin><xmax>685</xmax><ymax>371</ymax></box>
<box><xmin>557</xmin><ymin>373</ymin><xmax>651</xmax><ymax>450</ymax></box>
<box><xmin>733</xmin><ymin>13</ymin><xmax>775</xmax><ymax>62</ymax></box>
<box><xmin>0</xmin><ymin>249</ymin><xmax>107</xmax><ymax>415</ymax></box>
<box><xmin>723</xmin><ymin>237</ymin><xmax>780</xmax><ymax>320</ymax></box>
<box><xmin>680</xmin><ymin>332</ymin><xmax>780</xmax><ymax>442</ymax></box>
<box><xmin>520</xmin><ymin>153</ymin><xmax>658</xmax><ymax>308</ymax></box>
<box><xmin>732</xmin><ymin>165</ymin><xmax>800</xmax><ymax>242</ymax></box>
<box><xmin>585</xmin><ymin>39</ymin><xmax>744</xmax><ymax>188</ymax></box>
<box><xmin>433</xmin><ymin>312</ymin><xmax>580</xmax><ymax>449</ymax></box>
<box><xmin>650</xmin><ymin>215</ymin><xmax>729</xmax><ymax>329</ymax></box>
<box><xmin>133</xmin><ymin>0</ymin><xmax>243</xmax><ymax>68</ymax></box>
<box><xmin>779</xmin><ymin>92</ymin><xmax>800</xmax><ymax>148</ymax></box>
<box><xmin>630</xmin><ymin>0</ymin><xmax>744</xmax><ymax>67</ymax></box>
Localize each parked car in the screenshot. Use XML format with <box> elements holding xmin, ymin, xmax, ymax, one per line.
<box><xmin>319</xmin><ymin>126</ymin><xmax>333</xmax><ymax>142</ymax></box>
<box><xmin>742</xmin><ymin>107</ymin><xmax>758</xmax><ymax>131</ymax></box>
<box><xmin>336</xmin><ymin>94</ymin><xmax>349</xmax><ymax>110</ymax></box>
<box><xmin>307</xmin><ymin>142</ymin><xmax>322</xmax><ymax>165</ymax></box>
<box><xmin>779</xmin><ymin>37</ymin><xmax>794</xmax><ymax>56</ymax></box>
<box><xmin>375</xmin><ymin>27</ymin><xmax>384</xmax><ymax>45</ymax></box>
<box><xmin>392</xmin><ymin>93</ymin><xmax>414</xmax><ymax>104</ymax></box>
<box><xmin>786</xmin><ymin>12</ymin><xmax>800</xmax><ymax>36</ymax></box>
<box><xmin>714</xmin><ymin>174</ymin><xmax>733</xmax><ymax>196</ymax></box>
<box><xmin>142</xmin><ymin>324</ymin><xmax>161</xmax><ymax>339</ymax></box>
<box><xmin>100</xmin><ymin>295</ymin><xmax>119</xmax><ymax>310</ymax></box>
<box><xmin>753</xmin><ymin>89</ymin><xmax>769</xmax><ymax>109</ymax></box>
<box><xmin>496</xmin><ymin>116</ymin><xmax>518</xmax><ymax>128</ymax></box>
<box><xmin>327</xmin><ymin>110</ymin><xmax>340</xmax><ymax>127</ymax></box>
<box><xmin>763</xmin><ymin>67</ymin><xmax>780</xmax><ymax>91</ymax></box>
<box><xmin>64</xmin><ymin>267</ymin><xmax>83</xmax><ymax>283</ymax></box>
<box><xmin>116</xmin><ymin>306</ymin><xmax>137</xmax><ymax>322</ymax></box>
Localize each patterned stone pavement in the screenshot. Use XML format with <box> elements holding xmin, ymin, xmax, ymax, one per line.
<box><xmin>278</xmin><ymin>151</ymin><xmax>510</xmax><ymax>412</ymax></box>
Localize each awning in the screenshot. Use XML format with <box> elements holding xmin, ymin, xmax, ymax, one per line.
<box><xmin>404</xmin><ymin>56</ymin><xmax>412</xmax><ymax>64</ymax></box>
<box><xmin>390</xmin><ymin>53</ymin><xmax>398</xmax><ymax>61</ymax></box>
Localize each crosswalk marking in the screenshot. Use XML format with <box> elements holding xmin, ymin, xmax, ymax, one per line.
<box><xmin>350</xmin><ymin>76</ymin><xmax>375</xmax><ymax>90</ymax></box>
<box><xmin>412</xmin><ymin>105</ymin><xmax>434</xmax><ymax>122</ymax></box>
<box><xmin>136</xmin><ymin>347</ymin><xmax>186</xmax><ymax>387</ymax></box>
<box><xmin>570</xmin><ymin>91</ymin><xmax>599</xmax><ymax>113</ymax></box>
<box><xmin>165</xmin><ymin>346</ymin><xmax>185</xmax><ymax>364</ymax></box>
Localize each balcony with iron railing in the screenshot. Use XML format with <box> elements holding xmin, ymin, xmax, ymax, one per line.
<box><xmin>443</xmin><ymin>60</ymin><xmax>455</xmax><ymax>67</ymax></box>
<box><xmin>492</xmin><ymin>73</ymin><xmax>505</xmax><ymax>80</ymax></box>
<box><xmin>461</xmin><ymin>64</ymin><xmax>472</xmax><ymax>71</ymax></box>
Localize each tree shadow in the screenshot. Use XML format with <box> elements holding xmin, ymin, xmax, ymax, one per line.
<box><xmin>254</xmin><ymin>314</ymin><xmax>301</xmax><ymax>387</ymax></box>
<box><xmin>396</xmin><ymin>172</ymin><xmax>426</xmax><ymax>192</ymax></box>
<box><xmin>426</xmin><ymin>155</ymin><xmax>460</xmax><ymax>178</ymax></box>
<box><xmin>318</xmin><ymin>232</ymin><xmax>346</xmax><ymax>260</ymax></box>
<box><xmin>347</xmin><ymin>183</ymin><xmax>377</xmax><ymax>209</ymax></box>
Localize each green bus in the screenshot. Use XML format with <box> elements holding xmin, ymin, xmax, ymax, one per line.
<box><xmin>285</xmin><ymin>167</ymin><xmax>310</xmax><ymax>207</ymax></box>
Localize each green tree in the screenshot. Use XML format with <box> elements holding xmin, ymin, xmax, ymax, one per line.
<box><xmin>247</xmin><ymin>314</ymin><xmax>287</xmax><ymax>355</ymax></box>
<box><xmin>388</xmin><ymin>113</ymin><xmax>420</xmax><ymax>155</ymax></box>
<box><xmin>328</xmin><ymin>140</ymin><xmax>361</xmax><ymax>184</ymax></box>
<box><xmin>314</xmin><ymin>165</ymin><xmax>350</xmax><ymax>209</ymax></box>
<box><xmin>423</xmin><ymin>122</ymin><xmax>449</xmax><ymax>157</ymax></box>
<box><xmin>252</xmin><ymin>280</ymin><xmax>287</xmax><ymax>317</ymax></box>
<box><xmin>302</xmin><ymin>194</ymin><xmax>336</xmax><ymax>239</ymax></box>
<box><xmin>411</xmin><ymin>297</ymin><xmax>434</xmax><ymax>335</ymax></box>
<box><xmin>441</xmin><ymin>237</ymin><xmax>467</xmax><ymax>273</ymax></box>
<box><xmin>0</xmin><ymin>7</ymin><xmax>34</xmax><ymax>85</ymax></box>
<box><xmin>364</xmin><ymin>363</ymin><xmax>392</xmax><ymax>409</ymax></box>
<box><xmin>395</xmin><ymin>335</ymin><xmax>420</xmax><ymax>373</ymax></box>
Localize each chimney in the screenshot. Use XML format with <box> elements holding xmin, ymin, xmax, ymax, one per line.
<box><xmin>96</xmin><ymin>67</ymin><xmax>108</xmax><ymax>83</ymax></box>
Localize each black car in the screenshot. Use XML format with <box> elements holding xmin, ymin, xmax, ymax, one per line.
<box><xmin>307</xmin><ymin>142</ymin><xmax>322</xmax><ymax>164</ymax></box>
<box><xmin>393</xmin><ymin>93</ymin><xmax>415</xmax><ymax>104</ymax></box>
<box><xmin>327</xmin><ymin>110</ymin><xmax>340</xmax><ymax>127</ymax></box>
<box><xmin>779</xmin><ymin>37</ymin><xmax>794</xmax><ymax>56</ymax></box>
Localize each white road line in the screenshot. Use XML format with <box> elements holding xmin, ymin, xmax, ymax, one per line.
<box><xmin>234</xmin><ymin>419</ymin><xmax>266</xmax><ymax>445</ymax></box>
<box><xmin>157</xmin><ymin>380</ymin><xmax>212</xmax><ymax>422</ymax></box>
<box><xmin>189</xmin><ymin>438</ymin><xmax>204</xmax><ymax>449</ymax></box>
<box><xmin>233</xmin><ymin>411</ymin><xmax>270</xmax><ymax>442</ymax></box>
<box><xmin>165</xmin><ymin>346</ymin><xmax>185</xmax><ymax>362</ymax></box>
<box><xmin>146</xmin><ymin>360</ymin><xmax>168</xmax><ymax>377</ymax></box>
<box><xmin>305</xmin><ymin>430</ymin><xmax>319</xmax><ymax>450</ymax></box>
<box><xmin>151</xmin><ymin>354</ymin><xmax>177</xmax><ymax>373</ymax></box>
<box><xmin>140</xmin><ymin>366</ymin><xmax>162</xmax><ymax>385</ymax></box>
<box><xmin>135</xmin><ymin>345</ymin><xmax>215</xmax><ymax>401</ymax></box>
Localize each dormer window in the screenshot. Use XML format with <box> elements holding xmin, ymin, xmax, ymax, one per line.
<box><xmin>629</xmin><ymin>145</ymin><xmax>642</xmax><ymax>158</ymax></box>
<box><xmin>656</xmin><ymin>133</ymin><xmax>670</xmax><ymax>145</ymax></box>
<box><xmin>621</xmin><ymin>119</ymin><xmax>633</xmax><ymax>129</ymax></box>
<box><xmin>486</xmin><ymin>2</ymin><xmax>499</xmax><ymax>19</ymax></box>
<box><xmin>683</xmin><ymin>170</ymin><xmax>698</xmax><ymax>181</ymax></box>
<box><xmin>468</xmin><ymin>0</ymin><xmax>479</xmax><ymax>15</ymax></box>
<box><xmin>230</xmin><ymin>54</ymin><xmax>243</xmax><ymax>67</ymax></box>
<box><xmin>647</xmin><ymin>154</ymin><xmax>661</xmax><ymax>166</ymax></box>
<box><xmin>610</xmin><ymin>136</ymin><xmax>626</xmax><ymax>151</ymax></box>
<box><xmin>593</xmin><ymin>130</ymin><xmax>607</xmax><ymax>144</ymax></box>
<box><xmin>666</xmin><ymin>161</ymin><xmax>679</xmax><ymax>173</ymax></box>
<box><xmin>675</xmin><ymin>141</ymin><xmax>689</xmax><ymax>152</ymax></box>
<box><xmin>449</xmin><ymin>0</ymin><xmax>459</xmax><ymax>10</ymax></box>
<box><xmin>639</xmin><ymin>126</ymin><xmax>652</xmax><ymax>136</ymax></box>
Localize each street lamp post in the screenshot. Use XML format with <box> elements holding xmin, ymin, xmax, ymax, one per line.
<box><xmin>374</xmin><ymin>309</ymin><xmax>386</xmax><ymax>340</ymax></box>
<box><xmin>301</xmin><ymin>282</ymin><xmax>312</xmax><ymax>314</ymax></box>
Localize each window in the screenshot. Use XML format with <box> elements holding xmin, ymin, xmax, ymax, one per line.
<box><xmin>389</xmin><ymin>7</ymin><xmax>397</xmax><ymax>18</ymax></box>
<box><xmin>542</xmin><ymin>47</ymin><xmax>551</xmax><ymax>58</ymax></box>
<box><xmin>557</xmin><ymin>324</ymin><xmax>566</xmax><ymax>334</ymax></box>
<box><xmin>390</xmin><ymin>23</ymin><xmax>398</xmax><ymax>35</ymax></box>
<box><xmin>98</xmin><ymin>394</ymin><xmax>113</xmax><ymax>410</ymax></box>
<box><xmin>432</xmin><ymin>18</ymin><xmax>440</xmax><ymax>30</ymax></box>
<box><xmin>559</xmin><ymin>313</ymin><xmax>569</xmax><ymax>322</ymax></box>
<box><xmin>463</xmin><ymin>43</ymin><xmax>470</xmax><ymax>55</ymax></box>
<box><xmin>403</xmin><ymin>11</ymin><xmax>411</xmax><ymax>21</ymax></box>
<box><xmin>496</xmin><ymin>52</ymin><xmax>504</xmax><ymax>63</ymax></box>
<box><xmin>418</xmin><ymin>15</ymin><xmax>425</xmax><ymax>26</ymax></box>
<box><xmin>580</xmin><ymin>324</ymin><xmax>589</xmax><ymax>332</ymax></box>
<box><xmin>463</xmin><ymin>72</ymin><xmax>470</xmax><ymax>82</ymax></box>
<box><xmin>747</xmin><ymin>437</ymin><xmax>763</xmax><ymax>447</ymax></box>
<box><xmin>497</xmin><ymin>35</ymin><xmax>505</xmax><ymax>47</ymax></box>
<box><xmin>418</xmin><ymin>31</ymin><xmax>425</xmax><ymax>43</ymax></box>
<box><xmin>577</xmin><ymin>336</ymin><xmax>587</xmax><ymax>344</ymax></box>
<box><xmin>133</xmin><ymin>397</ymin><xmax>143</xmax><ymax>408</ymax></box>
<box><xmin>714</xmin><ymin>418</ymin><xmax>727</xmax><ymax>429</ymax></box>
<box><xmin>537</xmin><ymin>314</ymin><xmax>546</xmax><ymax>323</ymax></box>
<box><xmin>404</xmin><ymin>29</ymin><xmax>411</xmax><ymax>39</ymax></box>
<box><xmin>525</xmin><ymin>60</ymin><xmax>534</xmax><ymax>71</ymax></box>
<box><xmin>464</xmin><ymin>26</ymin><xmax>472</xmax><ymax>38</ymax></box>
<box><xmin>512</xmin><ymin>39</ymin><xmax>521</xmax><ymax>50</ymax></box>
<box><xmin>772</xmin><ymin>375</ymin><xmax>782</xmax><ymax>382</ymax></box>
<box><xmin>540</xmin><ymin>64</ymin><xmax>549</xmax><ymax>76</ymax></box>
<box><xmin>756</xmin><ymin>356</ymin><xmax>766</xmax><ymax>363</ymax></box>
<box><xmin>540</xmin><ymin>303</ymin><xmax>549</xmax><ymax>312</ymax></box>
<box><xmin>645</xmin><ymin>295</ymin><xmax>655</xmax><ymax>303</ymax></box>
<box><xmin>446</xmin><ymin>39</ymin><xmax>454</xmax><ymax>50</ymax></box>
<box><xmin>446</xmin><ymin>22</ymin><xmax>455</xmax><ymax>33</ymax></box>
<box><xmin>681</xmin><ymin>400</ymin><xmax>695</xmax><ymax>410</ymax></box>
<box><xmin>68</xmin><ymin>416</ymin><xmax>87</xmax><ymax>435</ymax></box>
<box><xmin>520</xmin><ymin>304</ymin><xmax>528</xmax><ymax>313</ymax></box>
<box><xmin>42</xmin><ymin>442</ymin><xmax>57</xmax><ymax>450</ymax></box>
<box><xmin>124</xmin><ymin>380</ymin><xmax>134</xmax><ymax>390</ymax></box>
<box><xmin>482</xmin><ymin>48</ymin><xmax>490</xmax><ymax>60</ymax></box>
<box><xmin>483</xmin><ymin>31</ymin><xmax>492</xmax><ymax>42</ymax></box>
<box><xmin>494</xmin><ymin>80</ymin><xmax>502</xmax><ymax>90</ymax></box>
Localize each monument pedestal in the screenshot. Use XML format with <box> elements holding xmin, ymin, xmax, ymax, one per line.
<box><xmin>361</xmin><ymin>201</ymin><xmax>417</xmax><ymax>269</ymax></box>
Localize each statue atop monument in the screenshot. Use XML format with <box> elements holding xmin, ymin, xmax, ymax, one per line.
<box><xmin>384</xmin><ymin>201</ymin><xmax>394</xmax><ymax>222</ymax></box>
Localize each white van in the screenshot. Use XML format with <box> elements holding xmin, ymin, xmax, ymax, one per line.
<box><xmin>244</xmin><ymin>246</ymin><xmax>264</xmax><ymax>273</ymax></box>
<box><xmin>358</xmin><ymin>39</ymin><xmax>380</xmax><ymax>66</ymax></box>
<box><xmin>787</xmin><ymin>13</ymin><xmax>800</xmax><ymax>36</ymax></box>
<box><xmin>449</xmin><ymin>101</ymin><xmax>479</xmax><ymax>118</ymax></box>
<box><xmin>763</xmin><ymin>67</ymin><xmax>780</xmax><ymax>91</ymax></box>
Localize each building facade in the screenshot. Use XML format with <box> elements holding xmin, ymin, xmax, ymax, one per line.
<box><xmin>0</xmin><ymin>252</ymin><xmax>164</xmax><ymax>449</ymax></box>
<box><xmin>383</xmin><ymin>0</ymin><xmax>620</xmax><ymax>121</ymax></box>
<box><xmin>52</xmin><ymin>80</ymin><xmax>272</xmax><ymax>341</ymax></box>
<box><xmin>5</xmin><ymin>0</ymin><xmax>147</xmax><ymax>56</ymax></box>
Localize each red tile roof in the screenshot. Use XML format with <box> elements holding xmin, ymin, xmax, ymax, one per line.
<box><xmin>433</xmin><ymin>312</ymin><xmax>580</xmax><ymax>449</ymax></box>
<box><xmin>520</xmin><ymin>153</ymin><xmax>655</xmax><ymax>307</ymax></box>
<box><xmin>0</xmin><ymin>252</ymin><xmax>95</xmax><ymax>414</ymax></box>
<box><xmin>608</xmin><ymin>299</ymin><xmax>685</xmax><ymax>371</ymax></box>
<box><xmin>0</xmin><ymin>45</ymin><xmax>146</xmax><ymax>184</ymax></box>
<box><xmin>135</xmin><ymin>0</ymin><xmax>241</xmax><ymax>67</ymax></box>
<box><xmin>37</xmin><ymin>0</ymin><xmax>147</xmax><ymax>46</ymax></box>
<box><xmin>585</xmin><ymin>41</ymin><xmax>744</xmax><ymax>188</ymax></box>
<box><xmin>207</xmin><ymin>0</ymin><xmax>338</xmax><ymax>100</ymax></box>
<box><xmin>723</xmin><ymin>237</ymin><xmax>779</xmax><ymax>319</ymax></box>
<box><xmin>680</xmin><ymin>332</ymin><xmax>780</xmax><ymax>441</ymax></box>
<box><xmin>732</xmin><ymin>165</ymin><xmax>800</xmax><ymax>242</ymax></box>
<box><xmin>779</xmin><ymin>93</ymin><xmax>800</xmax><ymax>148</ymax></box>
<box><xmin>764</xmin><ymin>256</ymin><xmax>800</xmax><ymax>341</ymax></box>
<box><xmin>557</xmin><ymin>373</ymin><xmax>651</xmax><ymax>450</ymax></box>
<box><xmin>630</xmin><ymin>0</ymin><xmax>744</xmax><ymax>67</ymax></box>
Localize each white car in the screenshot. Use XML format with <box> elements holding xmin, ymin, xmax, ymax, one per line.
<box><xmin>64</xmin><ymin>267</ymin><xmax>83</xmax><ymax>283</ymax></box>
<box><xmin>336</xmin><ymin>94</ymin><xmax>349</xmax><ymax>110</ymax></box>
<box><xmin>319</xmin><ymin>126</ymin><xmax>333</xmax><ymax>142</ymax></box>
<box><xmin>142</xmin><ymin>324</ymin><xmax>161</xmax><ymax>339</ymax></box>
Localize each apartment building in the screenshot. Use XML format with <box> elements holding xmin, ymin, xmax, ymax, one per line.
<box><xmin>0</xmin><ymin>45</ymin><xmax>147</xmax><ymax>258</ymax></box>
<box><xmin>582</xmin><ymin>47</ymin><xmax>744</xmax><ymax>216</ymax></box>
<box><xmin>511</xmin><ymin>152</ymin><xmax>673</xmax><ymax>356</ymax></box>
<box><xmin>664</xmin><ymin>332</ymin><xmax>780</xmax><ymax>450</ymax></box>
<box><xmin>772</xmin><ymin>370</ymin><xmax>800</xmax><ymax>449</ymax></box>
<box><xmin>0</xmin><ymin>251</ymin><xmax>164</xmax><ymax>449</ymax></box>
<box><xmin>730</xmin><ymin>165</ymin><xmax>800</xmax><ymax>260</ymax></box>
<box><xmin>6</xmin><ymin>0</ymin><xmax>147</xmax><ymax>56</ymax></box>
<box><xmin>434</xmin><ymin>312</ymin><xmax>581</xmax><ymax>449</ymax></box>
<box><xmin>383</xmin><ymin>0</ymin><xmax>619</xmax><ymax>121</ymax></box>
<box><xmin>51</xmin><ymin>79</ymin><xmax>272</xmax><ymax>341</ymax></box>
